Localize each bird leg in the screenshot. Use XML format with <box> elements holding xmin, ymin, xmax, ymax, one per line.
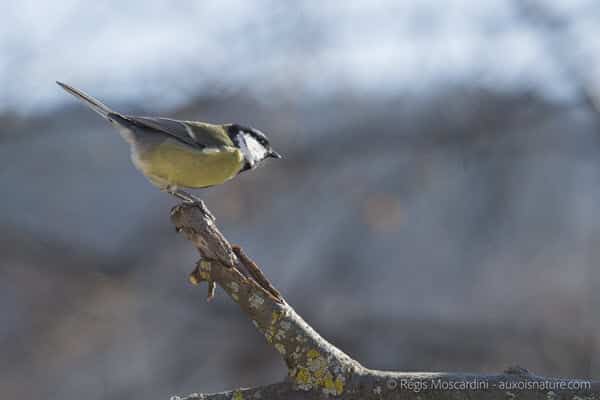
<box><xmin>165</xmin><ymin>187</ymin><xmax>216</xmax><ymax>221</ymax></box>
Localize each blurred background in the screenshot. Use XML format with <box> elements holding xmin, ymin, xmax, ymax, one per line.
<box><xmin>2</xmin><ymin>1</ymin><xmax>600</xmax><ymax>399</ymax></box>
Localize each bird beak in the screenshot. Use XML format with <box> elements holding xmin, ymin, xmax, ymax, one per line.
<box><xmin>268</xmin><ymin>151</ymin><xmax>283</xmax><ymax>159</ymax></box>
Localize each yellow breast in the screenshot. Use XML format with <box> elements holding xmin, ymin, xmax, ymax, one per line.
<box><xmin>136</xmin><ymin>140</ymin><xmax>245</xmax><ymax>188</ymax></box>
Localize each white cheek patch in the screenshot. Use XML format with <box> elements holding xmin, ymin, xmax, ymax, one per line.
<box><xmin>238</xmin><ymin>136</ymin><xmax>251</xmax><ymax>160</ymax></box>
<box><xmin>242</xmin><ymin>134</ymin><xmax>268</xmax><ymax>164</ymax></box>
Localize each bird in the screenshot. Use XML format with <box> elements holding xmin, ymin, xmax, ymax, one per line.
<box><xmin>57</xmin><ymin>82</ymin><xmax>281</xmax><ymax>214</ymax></box>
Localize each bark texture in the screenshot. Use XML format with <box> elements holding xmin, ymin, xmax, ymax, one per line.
<box><xmin>170</xmin><ymin>203</ymin><xmax>600</xmax><ymax>400</ymax></box>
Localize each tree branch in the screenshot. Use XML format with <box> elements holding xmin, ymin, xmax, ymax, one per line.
<box><xmin>170</xmin><ymin>203</ymin><xmax>600</xmax><ymax>399</ymax></box>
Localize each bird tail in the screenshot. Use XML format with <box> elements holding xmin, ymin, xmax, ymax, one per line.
<box><xmin>56</xmin><ymin>81</ymin><xmax>115</xmax><ymax>119</ymax></box>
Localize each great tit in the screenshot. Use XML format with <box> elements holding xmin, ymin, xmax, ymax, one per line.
<box><xmin>57</xmin><ymin>82</ymin><xmax>282</xmax><ymax>206</ymax></box>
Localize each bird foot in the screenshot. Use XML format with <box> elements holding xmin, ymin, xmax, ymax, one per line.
<box><xmin>166</xmin><ymin>188</ymin><xmax>215</xmax><ymax>221</ymax></box>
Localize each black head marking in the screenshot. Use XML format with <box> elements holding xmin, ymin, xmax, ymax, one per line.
<box><xmin>239</xmin><ymin>160</ymin><xmax>253</xmax><ymax>174</ymax></box>
<box><xmin>226</xmin><ymin>123</ymin><xmax>243</xmax><ymax>144</ymax></box>
<box><xmin>247</xmin><ymin>128</ymin><xmax>270</xmax><ymax>147</ymax></box>
<box><xmin>228</xmin><ymin>123</ymin><xmax>280</xmax><ymax>175</ymax></box>
<box><xmin>227</xmin><ymin>123</ymin><xmax>271</xmax><ymax>148</ymax></box>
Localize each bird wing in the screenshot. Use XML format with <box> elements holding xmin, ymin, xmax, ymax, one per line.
<box><xmin>56</xmin><ymin>82</ymin><xmax>235</xmax><ymax>149</ymax></box>
<box><xmin>125</xmin><ymin>116</ymin><xmax>235</xmax><ymax>149</ymax></box>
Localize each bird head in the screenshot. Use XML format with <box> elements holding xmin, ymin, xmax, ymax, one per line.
<box><xmin>228</xmin><ymin>124</ymin><xmax>282</xmax><ymax>171</ymax></box>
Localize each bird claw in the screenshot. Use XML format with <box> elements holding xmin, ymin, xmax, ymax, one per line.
<box><xmin>166</xmin><ymin>188</ymin><xmax>215</xmax><ymax>221</ymax></box>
